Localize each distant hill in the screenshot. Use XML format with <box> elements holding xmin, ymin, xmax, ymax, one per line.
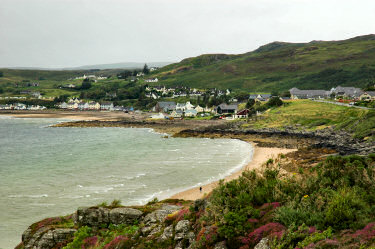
<box><xmin>62</xmin><ymin>62</ymin><xmax>173</xmax><ymax>70</ymax></box>
<box><xmin>4</xmin><ymin>62</ymin><xmax>173</xmax><ymax>71</ymax></box>
<box><xmin>151</xmin><ymin>34</ymin><xmax>375</xmax><ymax>92</ymax></box>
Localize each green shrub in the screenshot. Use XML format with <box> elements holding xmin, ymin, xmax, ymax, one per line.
<box><xmin>63</xmin><ymin>226</ymin><xmax>92</xmax><ymax>249</ymax></box>
<box><xmin>219</xmin><ymin>207</ymin><xmax>260</xmax><ymax>239</ymax></box>
<box><xmin>325</xmin><ymin>188</ymin><xmax>369</xmax><ymax>229</ymax></box>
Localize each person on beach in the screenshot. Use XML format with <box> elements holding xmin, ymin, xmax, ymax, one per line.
<box><xmin>199</xmin><ymin>186</ymin><xmax>202</xmax><ymax>193</ymax></box>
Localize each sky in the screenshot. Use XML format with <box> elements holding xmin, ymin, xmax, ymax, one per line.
<box><xmin>0</xmin><ymin>0</ymin><xmax>374</xmax><ymax>68</ymax></box>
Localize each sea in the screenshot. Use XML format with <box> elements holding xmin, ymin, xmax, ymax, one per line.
<box><xmin>0</xmin><ymin>116</ymin><xmax>253</xmax><ymax>249</ymax></box>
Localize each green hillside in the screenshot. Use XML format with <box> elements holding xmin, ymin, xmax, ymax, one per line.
<box><xmin>151</xmin><ymin>34</ymin><xmax>375</xmax><ymax>92</ymax></box>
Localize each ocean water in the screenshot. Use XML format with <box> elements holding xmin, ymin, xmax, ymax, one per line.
<box><xmin>0</xmin><ymin>116</ymin><xmax>253</xmax><ymax>249</ymax></box>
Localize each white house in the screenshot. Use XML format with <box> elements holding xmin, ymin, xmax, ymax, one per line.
<box><xmin>78</xmin><ymin>102</ymin><xmax>89</xmax><ymax>110</ymax></box>
<box><xmin>171</xmin><ymin>110</ymin><xmax>183</xmax><ymax>118</ymax></box>
<box><xmin>195</xmin><ymin>105</ymin><xmax>204</xmax><ymax>113</ymax></box>
<box><xmin>67</xmin><ymin>102</ymin><xmax>78</xmax><ymax>109</ymax></box>
<box><xmin>88</xmin><ymin>101</ymin><xmax>101</xmax><ymax>110</ymax></box>
<box><xmin>100</xmin><ymin>102</ymin><xmax>114</xmax><ymax>111</ymax></box>
<box><xmin>14</xmin><ymin>103</ymin><xmax>27</xmax><ymax>110</ymax></box>
<box><xmin>150</xmin><ymin>113</ymin><xmax>165</xmax><ymax>119</ymax></box>
<box><xmin>185</xmin><ymin>109</ymin><xmax>198</xmax><ymax>117</ymax></box>
<box><xmin>145</xmin><ymin>78</ymin><xmax>159</xmax><ymax>83</ymax></box>
<box><xmin>59</xmin><ymin>102</ymin><xmax>68</xmax><ymax>109</ymax></box>
<box><xmin>176</xmin><ymin>101</ymin><xmax>195</xmax><ymax>111</ymax></box>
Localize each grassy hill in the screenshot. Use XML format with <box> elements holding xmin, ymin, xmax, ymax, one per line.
<box><xmin>0</xmin><ymin>68</ymin><xmax>127</xmax><ymax>97</ymax></box>
<box><xmin>151</xmin><ymin>34</ymin><xmax>375</xmax><ymax>92</ymax></box>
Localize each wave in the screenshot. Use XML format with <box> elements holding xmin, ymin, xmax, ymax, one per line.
<box><xmin>8</xmin><ymin>194</ymin><xmax>48</xmax><ymax>198</ymax></box>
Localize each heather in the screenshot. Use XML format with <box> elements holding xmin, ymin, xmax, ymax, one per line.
<box><xmin>17</xmin><ymin>152</ymin><xmax>375</xmax><ymax>249</ymax></box>
<box><xmin>202</xmin><ymin>153</ymin><xmax>375</xmax><ymax>248</ymax></box>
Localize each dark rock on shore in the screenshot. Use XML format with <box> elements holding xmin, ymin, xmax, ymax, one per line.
<box><xmin>175</xmin><ymin>126</ymin><xmax>375</xmax><ymax>155</ymax></box>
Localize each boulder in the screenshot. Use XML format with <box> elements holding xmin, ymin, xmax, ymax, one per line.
<box><xmin>159</xmin><ymin>225</ymin><xmax>174</xmax><ymax>242</ymax></box>
<box><xmin>175</xmin><ymin>241</ymin><xmax>184</xmax><ymax>249</ymax></box>
<box><xmin>214</xmin><ymin>241</ymin><xmax>227</xmax><ymax>249</ymax></box>
<box><xmin>109</xmin><ymin>207</ymin><xmax>143</xmax><ymax>225</ymax></box>
<box><xmin>255</xmin><ymin>238</ymin><xmax>270</xmax><ymax>249</ymax></box>
<box><xmin>174</xmin><ymin>220</ymin><xmax>190</xmax><ymax>241</ymax></box>
<box><xmin>23</xmin><ymin>228</ymin><xmax>76</xmax><ymax>249</ymax></box>
<box><xmin>75</xmin><ymin>207</ymin><xmax>109</xmax><ymax>227</ymax></box>
<box><xmin>148</xmin><ymin>225</ymin><xmax>162</xmax><ymax>238</ymax></box>
<box><xmin>175</xmin><ymin>220</ymin><xmax>190</xmax><ymax>233</ymax></box>
<box><xmin>143</xmin><ymin>205</ymin><xmax>182</xmax><ymax>225</ymax></box>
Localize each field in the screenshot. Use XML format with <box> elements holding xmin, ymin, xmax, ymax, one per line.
<box><xmin>246</xmin><ymin>100</ymin><xmax>375</xmax><ymax>139</ymax></box>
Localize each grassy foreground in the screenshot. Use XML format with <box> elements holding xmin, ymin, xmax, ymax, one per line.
<box><xmin>17</xmin><ymin>152</ymin><xmax>375</xmax><ymax>249</ymax></box>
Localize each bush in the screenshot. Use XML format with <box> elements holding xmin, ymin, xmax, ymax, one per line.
<box><xmin>325</xmin><ymin>188</ymin><xmax>369</xmax><ymax>229</ymax></box>
<box><xmin>241</xmin><ymin>222</ymin><xmax>285</xmax><ymax>247</ymax></box>
<box><xmin>64</xmin><ymin>226</ymin><xmax>92</xmax><ymax>249</ymax></box>
<box><xmin>267</xmin><ymin>97</ymin><xmax>283</xmax><ymax>107</ymax></box>
<box><xmin>219</xmin><ymin>208</ymin><xmax>259</xmax><ymax>239</ymax></box>
<box><xmin>103</xmin><ymin>235</ymin><xmax>131</xmax><ymax>249</ymax></box>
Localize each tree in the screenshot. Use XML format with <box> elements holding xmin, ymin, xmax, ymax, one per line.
<box><xmin>267</xmin><ymin>97</ymin><xmax>283</xmax><ymax>107</ymax></box>
<box><xmin>235</xmin><ymin>92</ymin><xmax>250</xmax><ymax>102</ymax></box>
<box><xmin>271</xmin><ymin>90</ymin><xmax>279</xmax><ymax>97</ymax></box>
<box><xmin>142</xmin><ymin>64</ymin><xmax>150</xmax><ymax>75</ymax></box>
<box><xmin>281</xmin><ymin>91</ymin><xmax>291</xmax><ymax>97</ymax></box>
<box><xmin>81</xmin><ymin>79</ymin><xmax>92</xmax><ymax>90</ymax></box>
<box><xmin>246</xmin><ymin>99</ymin><xmax>255</xmax><ymax>109</ymax></box>
<box><xmin>0</xmin><ymin>71</ymin><xmax>3</xmax><ymax>77</ymax></box>
<box><xmin>54</xmin><ymin>94</ymin><xmax>69</xmax><ymax>103</ymax></box>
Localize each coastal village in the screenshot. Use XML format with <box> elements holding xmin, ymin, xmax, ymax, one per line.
<box><xmin>1</xmin><ymin>79</ymin><xmax>374</xmax><ymax>121</ymax></box>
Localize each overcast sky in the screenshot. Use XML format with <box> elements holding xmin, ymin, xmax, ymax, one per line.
<box><xmin>0</xmin><ymin>0</ymin><xmax>374</xmax><ymax>68</ymax></box>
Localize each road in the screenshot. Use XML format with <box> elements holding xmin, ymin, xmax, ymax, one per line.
<box><xmin>313</xmin><ymin>100</ymin><xmax>373</xmax><ymax>110</ymax></box>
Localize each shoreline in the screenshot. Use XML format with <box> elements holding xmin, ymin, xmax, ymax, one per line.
<box><xmin>170</xmin><ymin>145</ymin><xmax>296</xmax><ymax>200</ymax></box>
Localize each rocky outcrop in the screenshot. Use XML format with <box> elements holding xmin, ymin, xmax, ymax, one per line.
<box><xmin>109</xmin><ymin>207</ymin><xmax>143</xmax><ymax>225</ymax></box>
<box><xmin>22</xmin><ymin>228</ymin><xmax>76</xmax><ymax>249</ymax></box>
<box><xmin>175</xmin><ymin>126</ymin><xmax>375</xmax><ymax>155</ymax></box>
<box><xmin>74</xmin><ymin>206</ymin><xmax>143</xmax><ymax>227</ymax></box>
<box><xmin>143</xmin><ymin>205</ymin><xmax>182</xmax><ymax>226</ymax></box>
<box><xmin>174</xmin><ymin>220</ymin><xmax>190</xmax><ymax>241</ymax></box>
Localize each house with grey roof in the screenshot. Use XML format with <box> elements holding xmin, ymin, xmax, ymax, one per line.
<box><xmin>100</xmin><ymin>102</ymin><xmax>114</xmax><ymax>111</ymax></box>
<box><xmin>78</xmin><ymin>102</ymin><xmax>89</xmax><ymax>110</ymax></box>
<box><xmin>249</xmin><ymin>94</ymin><xmax>272</xmax><ymax>102</ymax></box>
<box><xmin>330</xmin><ymin>86</ymin><xmax>363</xmax><ymax>99</ymax></box>
<box><xmin>154</xmin><ymin>101</ymin><xmax>176</xmax><ymax>113</ymax></box>
<box><xmin>185</xmin><ymin>109</ymin><xmax>198</xmax><ymax>117</ymax></box>
<box><xmin>289</xmin><ymin>88</ymin><xmax>330</xmax><ymax>99</ymax></box>
<box><xmin>360</xmin><ymin>91</ymin><xmax>375</xmax><ymax>101</ymax></box>
<box><xmin>216</xmin><ymin>103</ymin><xmax>238</xmax><ymax>114</ymax></box>
<box><xmin>257</xmin><ymin>94</ymin><xmax>272</xmax><ymax>101</ymax></box>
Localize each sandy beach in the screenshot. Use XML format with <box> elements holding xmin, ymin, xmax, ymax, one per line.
<box><xmin>170</xmin><ymin>145</ymin><xmax>296</xmax><ymax>200</ymax></box>
<box><xmin>0</xmin><ymin>110</ymin><xmax>134</xmax><ymax>121</ymax></box>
